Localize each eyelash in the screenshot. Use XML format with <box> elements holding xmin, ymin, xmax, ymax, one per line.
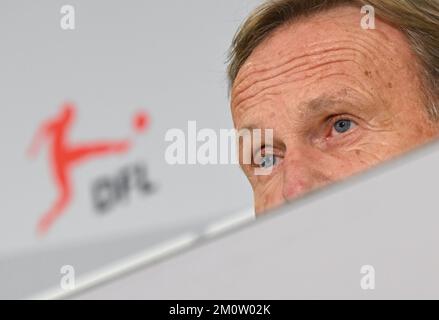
<box><xmin>251</xmin><ymin>146</ymin><xmax>284</xmax><ymax>169</ymax></box>
<box><xmin>326</xmin><ymin>115</ymin><xmax>358</xmax><ymax>138</ymax></box>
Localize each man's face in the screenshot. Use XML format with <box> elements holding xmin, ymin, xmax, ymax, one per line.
<box><xmin>231</xmin><ymin>6</ymin><xmax>439</xmax><ymax>214</ymax></box>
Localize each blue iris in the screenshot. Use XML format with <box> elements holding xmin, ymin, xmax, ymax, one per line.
<box><xmin>334</xmin><ymin>119</ymin><xmax>352</xmax><ymax>133</ymax></box>
<box><xmin>260</xmin><ymin>154</ymin><xmax>276</xmax><ymax>169</ymax></box>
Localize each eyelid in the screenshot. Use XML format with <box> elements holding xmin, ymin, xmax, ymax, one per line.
<box><xmin>326</xmin><ymin>113</ymin><xmax>356</xmax><ymax>124</ymax></box>
<box><xmin>253</xmin><ymin>145</ymin><xmax>284</xmax><ymax>157</ymax></box>
<box><xmin>326</xmin><ymin>114</ymin><xmax>358</xmax><ymax>136</ymax></box>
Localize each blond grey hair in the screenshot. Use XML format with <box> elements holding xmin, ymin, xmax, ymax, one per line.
<box><xmin>227</xmin><ymin>0</ymin><xmax>439</xmax><ymax>119</ymax></box>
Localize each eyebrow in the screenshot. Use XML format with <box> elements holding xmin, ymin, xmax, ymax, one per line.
<box><xmin>302</xmin><ymin>90</ymin><xmax>348</xmax><ymax>112</ymax></box>
<box><xmin>304</xmin><ymin>96</ymin><xmax>339</xmax><ymax>113</ymax></box>
<box><xmin>236</xmin><ymin>126</ymin><xmax>286</xmax><ymax>150</ymax></box>
<box><xmin>298</xmin><ymin>89</ymin><xmax>372</xmax><ymax>116</ymax></box>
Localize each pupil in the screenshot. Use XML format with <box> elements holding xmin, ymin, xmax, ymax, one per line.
<box><xmin>262</xmin><ymin>155</ymin><xmax>274</xmax><ymax>168</ymax></box>
<box><xmin>335</xmin><ymin>120</ymin><xmax>351</xmax><ymax>133</ymax></box>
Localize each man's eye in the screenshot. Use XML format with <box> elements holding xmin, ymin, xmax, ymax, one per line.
<box><xmin>256</xmin><ymin>154</ymin><xmax>280</xmax><ymax>169</ymax></box>
<box><xmin>331</xmin><ymin>119</ymin><xmax>356</xmax><ymax>135</ymax></box>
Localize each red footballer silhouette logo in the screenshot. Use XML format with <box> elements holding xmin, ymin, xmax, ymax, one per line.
<box><xmin>28</xmin><ymin>103</ymin><xmax>149</xmax><ymax>235</ymax></box>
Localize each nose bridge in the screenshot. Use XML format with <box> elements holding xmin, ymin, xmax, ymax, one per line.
<box><xmin>281</xmin><ymin>145</ymin><xmax>320</xmax><ymax>201</ymax></box>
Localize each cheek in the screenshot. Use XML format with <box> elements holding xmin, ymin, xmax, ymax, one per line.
<box><xmin>370</xmin><ymin>99</ymin><xmax>438</xmax><ymax>153</ymax></box>
<box><xmin>356</xmin><ymin>128</ymin><xmax>433</xmax><ymax>162</ymax></box>
<box><xmin>326</xmin><ymin>138</ymin><xmax>402</xmax><ymax>180</ymax></box>
<box><xmin>252</xmin><ymin>175</ymin><xmax>285</xmax><ymax>214</ymax></box>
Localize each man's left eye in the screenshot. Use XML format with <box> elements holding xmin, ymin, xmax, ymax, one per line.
<box><xmin>331</xmin><ymin>119</ymin><xmax>356</xmax><ymax>135</ymax></box>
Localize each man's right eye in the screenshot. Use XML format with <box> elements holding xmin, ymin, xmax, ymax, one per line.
<box><xmin>252</xmin><ymin>148</ymin><xmax>284</xmax><ymax>172</ymax></box>
<box><xmin>258</xmin><ymin>154</ymin><xmax>278</xmax><ymax>169</ymax></box>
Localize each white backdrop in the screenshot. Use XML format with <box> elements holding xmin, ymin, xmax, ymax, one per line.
<box><xmin>0</xmin><ymin>0</ymin><xmax>263</xmax><ymax>298</ymax></box>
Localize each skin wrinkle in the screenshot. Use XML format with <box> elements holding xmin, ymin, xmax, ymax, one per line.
<box><xmin>234</xmin><ymin>54</ymin><xmax>385</xmax><ymax>117</ymax></box>
<box><xmin>233</xmin><ymin>43</ymin><xmax>395</xmax><ymax>118</ymax></box>
<box><xmin>233</xmin><ymin>46</ymin><xmax>371</xmax><ymax>109</ymax></box>
<box><xmin>235</xmin><ymin>58</ymin><xmax>358</xmax><ymax>113</ymax></box>
<box><xmin>230</xmin><ymin>6</ymin><xmax>439</xmax><ymax>214</ymax></box>
<box><xmin>235</xmin><ymin>4</ymin><xmax>410</xmax><ymax>90</ymax></box>
<box><xmin>232</xmin><ymin>20</ymin><xmax>400</xmax><ymax>103</ymax></box>
<box><xmin>233</xmin><ymin>30</ymin><xmax>380</xmax><ymax>83</ymax></box>
<box><xmin>232</xmin><ymin>12</ymin><xmax>415</xmax><ymax>110</ymax></box>
<box><xmin>233</xmin><ymin>47</ymin><xmax>356</xmax><ymax>99</ymax></box>
<box><xmin>235</xmin><ymin>70</ymin><xmax>363</xmax><ymax>122</ymax></box>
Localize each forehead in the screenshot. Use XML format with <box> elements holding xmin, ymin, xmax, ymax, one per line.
<box><xmin>230</xmin><ymin>5</ymin><xmax>418</xmax><ymax>122</ymax></box>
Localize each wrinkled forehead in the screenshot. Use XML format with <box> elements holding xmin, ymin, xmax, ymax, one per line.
<box><xmin>230</xmin><ymin>5</ymin><xmax>416</xmax><ymax>118</ymax></box>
